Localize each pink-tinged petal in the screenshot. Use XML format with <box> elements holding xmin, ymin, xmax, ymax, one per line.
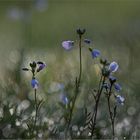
<box><xmin>62</xmin><ymin>40</ymin><xmax>74</xmax><ymax>50</ymax></box>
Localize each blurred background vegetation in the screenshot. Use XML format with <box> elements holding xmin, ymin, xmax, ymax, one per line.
<box><xmin>0</xmin><ymin>0</ymin><xmax>140</xmax><ymax>139</ymax></box>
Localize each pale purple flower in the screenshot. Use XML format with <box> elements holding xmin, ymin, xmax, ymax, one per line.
<box><xmin>109</xmin><ymin>61</ymin><xmax>119</xmax><ymax>72</ymax></box>
<box><xmin>60</xmin><ymin>94</ymin><xmax>68</xmax><ymax>105</ymax></box>
<box><xmin>114</xmin><ymin>83</ymin><xmax>122</xmax><ymax>92</ymax></box>
<box><xmin>31</xmin><ymin>79</ymin><xmax>39</xmax><ymax>89</ymax></box>
<box><xmin>91</xmin><ymin>49</ymin><xmax>100</xmax><ymax>58</ymax></box>
<box><xmin>37</xmin><ymin>62</ymin><xmax>46</xmax><ymax>72</ymax></box>
<box><xmin>62</xmin><ymin>40</ymin><xmax>74</xmax><ymax>50</ymax></box>
<box><xmin>116</xmin><ymin>95</ymin><xmax>125</xmax><ymax>105</ymax></box>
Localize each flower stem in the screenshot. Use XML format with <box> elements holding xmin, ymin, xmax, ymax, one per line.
<box><xmin>33</xmin><ymin>89</ymin><xmax>38</xmax><ymax>137</ymax></box>
<box><xmin>107</xmin><ymin>85</ymin><xmax>115</xmax><ymax>139</ymax></box>
<box><xmin>91</xmin><ymin>76</ymin><xmax>106</xmax><ymax>137</ymax></box>
<box><xmin>78</xmin><ymin>35</ymin><xmax>82</xmax><ymax>84</ymax></box>
<box><xmin>65</xmin><ymin>34</ymin><xmax>82</xmax><ymax>137</ymax></box>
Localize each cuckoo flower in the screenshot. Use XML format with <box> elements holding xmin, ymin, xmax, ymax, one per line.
<box><xmin>22</xmin><ymin>60</ymin><xmax>46</xmax><ymax>136</ymax></box>
<box><xmin>37</xmin><ymin>61</ymin><xmax>46</xmax><ymax>72</ymax></box>
<box><xmin>61</xmin><ymin>94</ymin><xmax>69</xmax><ymax>105</ymax></box>
<box><xmin>114</xmin><ymin>83</ymin><xmax>122</xmax><ymax>92</ymax></box>
<box><xmin>31</xmin><ymin>78</ymin><xmax>39</xmax><ymax>89</ymax></box>
<box><xmin>62</xmin><ymin>40</ymin><xmax>74</xmax><ymax>50</ymax></box>
<box><xmin>89</xmin><ymin>48</ymin><xmax>100</xmax><ymax>59</ymax></box>
<box><xmin>109</xmin><ymin>61</ymin><xmax>119</xmax><ymax>73</ymax></box>
<box><xmin>116</xmin><ymin>95</ymin><xmax>125</xmax><ymax>105</ymax></box>
<box><xmin>92</xmin><ymin>49</ymin><xmax>100</xmax><ymax>58</ymax></box>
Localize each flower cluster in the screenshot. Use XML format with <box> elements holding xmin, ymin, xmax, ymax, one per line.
<box><xmin>61</xmin><ymin>29</ymin><xmax>125</xmax><ymax>138</ymax></box>
<box><xmin>19</xmin><ymin>29</ymin><xmax>125</xmax><ymax>139</ymax></box>
<box><xmin>22</xmin><ymin>61</ymin><xmax>46</xmax><ymax>89</ymax></box>
<box><xmin>80</xmin><ymin>48</ymin><xmax>125</xmax><ymax>138</ymax></box>
<box><xmin>101</xmin><ymin>60</ymin><xmax>125</xmax><ymax>105</ymax></box>
<box><xmin>22</xmin><ymin>61</ymin><xmax>46</xmax><ymax>137</ymax></box>
<box><xmin>62</xmin><ymin>29</ymin><xmax>100</xmax><ymax>59</ymax></box>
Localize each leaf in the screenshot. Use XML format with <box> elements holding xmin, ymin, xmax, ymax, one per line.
<box><xmin>84</xmin><ymin>111</ymin><xmax>93</xmax><ymax>130</ymax></box>
<box><xmin>37</xmin><ymin>99</ymin><xmax>44</xmax><ymax>110</ymax></box>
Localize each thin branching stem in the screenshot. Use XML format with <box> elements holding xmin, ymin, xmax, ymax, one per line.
<box><xmin>107</xmin><ymin>84</ymin><xmax>115</xmax><ymax>139</ymax></box>
<box><xmin>91</xmin><ymin>76</ymin><xmax>106</xmax><ymax>137</ymax></box>
<box><xmin>65</xmin><ymin>34</ymin><xmax>82</xmax><ymax>137</ymax></box>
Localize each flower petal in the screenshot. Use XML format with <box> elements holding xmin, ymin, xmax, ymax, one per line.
<box><xmin>109</xmin><ymin>61</ymin><xmax>119</xmax><ymax>72</ymax></box>
<box><xmin>116</xmin><ymin>95</ymin><xmax>125</xmax><ymax>105</ymax></box>
<box><xmin>31</xmin><ymin>79</ymin><xmax>39</xmax><ymax>89</ymax></box>
<box><xmin>62</xmin><ymin>40</ymin><xmax>74</xmax><ymax>50</ymax></box>
<box><xmin>91</xmin><ymin>49</ymin><xmax>100</xmax><ymax>58</ymax></box>
<box><xmin>37</xmin><ymin>63</ymin><xmax>46</xmax><ymax>72</ymax></box>
<box><xmin>60</xmin><ymin>94</ymin><xmax>68</xmax><ymax>105</ymax></box>
<box><xmin>114</xmin><ymin>83</ymin><xmax>122</xmax><ymax>92</ymax></box>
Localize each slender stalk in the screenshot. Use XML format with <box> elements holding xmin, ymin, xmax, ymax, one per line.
<box><xmin>65</xmin><ymin>34</ymin><xmax>82</xmax><ymax>137</ymax></box>
<box><xmin>78</xmin><ymin>35</ymin><xmax>82</xmax><ymax>84</ymax></box>
<box><xmin>91</xmin><ymin>76</ymin><xmax>106</xmax><ymax>137</ymax></box>
<box><xmin>32</xmin><ymin>89</ymin><xmax>38</xmax><ymax>137</ymax></box>
<box><xmin>107</xmin><ymin>85</ymin><xmax>115</xmax><ymax>139</ymax></box>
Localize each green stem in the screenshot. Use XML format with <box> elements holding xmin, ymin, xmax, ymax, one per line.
<box><xmin>91</xmin><ymin>76</ymin><xmax>106</xmax><ymax>137</ymax></box>
<box><xmin>78</xmin><ymin>35</ymin><xmax>82</xmax><ymax>84</ymax></box>
<box><xmin>107</xmin><ymin>85</ymin><xmax>115</xmax><ymax>139</ymax></box>
<box><xmin>33</xmin><ymin>89</ymin><xmax>38</xmax><ymax>137</ymax></box>
<box><xmin>65</xmin><ymin>35</ymin><xmax>82</xmax><ymax>137</ymax></box>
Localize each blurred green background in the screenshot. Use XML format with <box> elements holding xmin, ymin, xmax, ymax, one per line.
<box><xmin>0</xmin><ymin>0</ymin><xmax>140</xmax><ymax>138</ymax></box>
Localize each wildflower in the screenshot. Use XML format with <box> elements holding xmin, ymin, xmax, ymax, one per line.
<box><xmin>61</xmin><ymin>94</ymin><xmax>68</xmax><ymax>105</ymax></box>
<box><xmin>84</xmin><ymin>39</ymin><xmax>91</xmax><ymax>44</ymax></box>
<box><xmin>62</xmin><ymin>40</ymin><xmax>74</xmax><ymax>50</ymax></box>
<box><xmin>90</xmin><ymin>49</ymin><xmax>100</xmax><ymax>58</ymax></box>
<box><xmin>37</xmin><ymin>62</ymin><xmax>46</xmax><ymax>72</ymax></box>
<box><xmin>31</xmin><ymin>79</ymin><xmax>39</xmax><ymax>89</ymax></box>
<box><xmin>116</xmin><ymin>95</ymin><xmax>125</xmax><ymax>105</ymax></box>
<box><xmin>109</xmin><ymin>61</ymin><xmax>119</xmax><ymax>73</ymax></box>
<box><xmin>114</xmin><ymin>83</ymin><xmax>122</xmax><ymax>92</ymax></box>
<box><xmin>109</xmin><ymin>75</ymin><xmax>117</xmax><ymax>84</ymax></box>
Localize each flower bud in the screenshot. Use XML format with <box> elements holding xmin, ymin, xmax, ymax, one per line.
<box><xmin>76</xmin><ymin>28</ymin><xmax>86</xmax><ymax>35</ymax></box>
<box><xmin>84</xmin><ymin>39</ymin><xmax>91</xmax><ymax>44</ymax></box>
